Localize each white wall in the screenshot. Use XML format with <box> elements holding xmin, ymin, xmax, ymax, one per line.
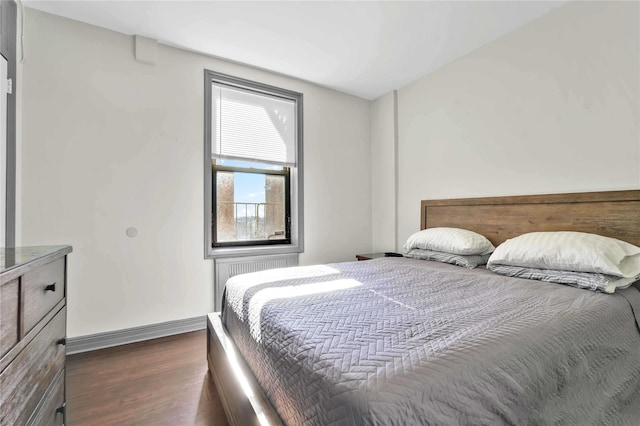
<box><xmin>21</xmin><ymin>8</ymin><xmax>371</xmax><ymax>338</ymax></box>
<box><xmin>392</xmin><ymin>1</ymin><xmax>640</xmax><ymax>248</ymax></box>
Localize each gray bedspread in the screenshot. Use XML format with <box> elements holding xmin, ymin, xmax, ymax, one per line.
<box><xmin>221</xmin><ymin>258</ymin><xmax>640</xmax><ymax>426</ymax></box>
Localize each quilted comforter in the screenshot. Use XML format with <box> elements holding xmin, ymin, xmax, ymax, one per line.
<box><xmin>221</xmin><ymin>258</ymin><xmax>640</xmax><ymax>426</ymax></box>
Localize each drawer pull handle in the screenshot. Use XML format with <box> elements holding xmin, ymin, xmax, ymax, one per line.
<box><xmin>56</xmin><ymin>337</ymin><xmax>67</xmax><ymax>346</ymax></box>
<box><xmin>45</xmin><ymin>283</ymin><xmax>56</xmax><ymax>292</ymax></box>
<box><xmin>56</xmin><ymin>403</ymin><xmax>66</xmax><ymax>415</ymax></box>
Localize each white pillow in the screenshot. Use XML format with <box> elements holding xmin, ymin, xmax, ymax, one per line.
<box><xmin>403</xmin><ymin>227</ymin><xmax>495</xmax><ymax>256</ymax></box>
<box><xmin>487</xmin><ymin>231</ymin><xmax>640</xmax><ymax>278</ymax></box>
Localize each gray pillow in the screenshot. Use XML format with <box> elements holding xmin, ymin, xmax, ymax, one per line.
<box><xmin>488</xmin><ymin>264</ymin><xmax>640</xmax><ymax>293</ymax></box>
<box><xmin>404</xmin><ymin>249</ymin><xmax>490</xmax><ymax>269</ymax></box>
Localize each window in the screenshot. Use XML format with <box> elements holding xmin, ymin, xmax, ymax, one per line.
<box><xmin>204</xmin><ymin>70</ymin><xmax>303</xmax><ymax>257</ymax></box>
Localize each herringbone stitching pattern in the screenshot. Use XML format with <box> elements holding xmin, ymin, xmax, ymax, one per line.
<box><xmin>224</xmin><ymin>258</ymin><xmax>640</xmax><ymax>426</ymax></box>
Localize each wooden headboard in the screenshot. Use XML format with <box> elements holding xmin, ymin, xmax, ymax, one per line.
<box><xmin>421</xmin><ymin>190</ymin><xmax>640</xmax><ymax>247</ymax></box>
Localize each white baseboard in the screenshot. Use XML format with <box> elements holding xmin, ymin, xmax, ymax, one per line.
<box><xmin>66</xmin><ymin>315</ymin><xmax>206</xmax><ymax>355</ymax></box>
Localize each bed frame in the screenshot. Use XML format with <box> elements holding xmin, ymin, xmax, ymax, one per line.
<box><xmin>207</xmin><ymin>189</ymin><xmax>640</xmax><ymax>425</ymax></box>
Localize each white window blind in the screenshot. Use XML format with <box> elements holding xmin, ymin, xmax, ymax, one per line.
<box><xmin>212</xmin><ymin>83</ymin><xmax>297</xmax><ymax>167</ymax></box>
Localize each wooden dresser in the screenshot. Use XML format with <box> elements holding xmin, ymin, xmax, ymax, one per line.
<box><xmin>0</xmin><ymin>246</ymin><xmax>72</xmax><ymax>425</ymax></box>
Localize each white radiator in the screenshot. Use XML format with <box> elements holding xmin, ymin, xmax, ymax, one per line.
<box><xmin>214</xmin><ymin>254</ymin><xmax>299</xmax><ymax>311</ymax></box>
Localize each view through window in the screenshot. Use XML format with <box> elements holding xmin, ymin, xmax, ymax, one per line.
<box><xmin>213</xmin><ymin>159</ymin><xmax>290</xmax><ymax>245</ymax></box>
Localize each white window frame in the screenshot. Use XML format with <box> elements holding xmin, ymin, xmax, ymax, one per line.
<box><xmin>204</xmin><ymin>70</ymin><xmax>304</xmax><ymax>258</ymax></box>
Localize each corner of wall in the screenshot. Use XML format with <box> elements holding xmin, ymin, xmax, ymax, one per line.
<box><xmin>370</xmin><ymin>91</ymin><xmax>398</xmax><ymax>252</ymax></box>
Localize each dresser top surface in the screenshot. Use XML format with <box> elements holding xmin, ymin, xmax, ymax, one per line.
<box><xmin>1</xmin><ymin>246</ymin><xmax>72</xmax><ymax>276</ymax></box>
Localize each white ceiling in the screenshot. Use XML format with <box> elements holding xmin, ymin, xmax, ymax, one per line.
<box><xmin>24</xmin><ymin>1</ymin><xmax>566</xmax><ymax>100</ymax></box>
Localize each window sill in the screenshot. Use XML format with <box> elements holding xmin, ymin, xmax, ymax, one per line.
<box><xmin>206</xmin><ymin>243</ymin><xmax>302</xmax><ymax>259</ymax></box>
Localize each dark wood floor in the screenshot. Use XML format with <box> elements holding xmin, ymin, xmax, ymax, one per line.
<box><xmin>66</xmin><ymin>330</ymin><xmax>230</xmax><ymax>425</ymax></box>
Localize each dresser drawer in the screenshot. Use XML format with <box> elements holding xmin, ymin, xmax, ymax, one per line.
<box><xmin>27</xmin><ymin>368</ymin><xmax>65</xmax><ymax>426</ymax></box>
<box><xmin>0</xmin><ymin>307</ymin><xmax>66</xmax><ymax>426</ymax></box>
<box><xmin>23</xmin><ymin>258</ymin><xmax>65</xmax><ymax>334</ymax></box>
<box><xmin>0</xmin><ymin>279</ymin><xmax>19</xmax><ymax>357</ymax></box>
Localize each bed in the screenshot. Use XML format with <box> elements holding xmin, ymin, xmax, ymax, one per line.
<box><xmin>207</xmin><ymin>189</ymin><xmax>640</xmax><ymax>426</ymax></box>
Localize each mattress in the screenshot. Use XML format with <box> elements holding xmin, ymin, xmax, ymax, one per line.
<box><xmin>221</xmin><ymin>257</ymin><xmax>640</xmax><ymax>426</ymax></box>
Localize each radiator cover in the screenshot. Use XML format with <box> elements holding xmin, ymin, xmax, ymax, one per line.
<box><xmin>214</xmin><ymin>254</ymin><xmax>299</xmax><ymax>311</ymax></box>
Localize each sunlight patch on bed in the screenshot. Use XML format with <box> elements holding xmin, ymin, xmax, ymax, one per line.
<box><xmin>226</xmin><ymin>265</ymin><xmax>341</xmax><ymax>320</ymax></box>
<box><xmin>248</xmin><ymin>278</ymin><xmax>362</xmax><ymax>341</ymax></box>
<box><xmin>368</xmin><ymin>289</ymin><xmax>417</xmax><ymax>310</ymax></box>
